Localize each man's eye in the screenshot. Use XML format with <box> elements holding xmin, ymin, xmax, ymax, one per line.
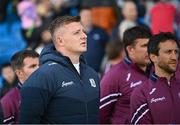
<box><xmin>83</xmin><ymin>30</ymin><xmax>87</xmax><ymax>35</ymax></box>
<box><xmin>142</xmin><ymin>44</ymin><xmax>147</xmax><ymax>47</ymax></box>
<box><xmin>175</xmin><ymin>50</ymin><xmax>179</xmax><ymax>54</ymax></box>
<box><xmin>74</xmin><ymin>31</ymin><xmax>79</xmax><ymax>34</ymax></box>
<box><xmin>165</xmin><ymin>50</ymin><xmax>171</xmax><ymax>54</ymax></box>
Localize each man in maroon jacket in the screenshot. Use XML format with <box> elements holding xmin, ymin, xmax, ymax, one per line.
<box><xmin>130</xmin><ymin>32</ymin><xmax>180</xmax><ymax>124</ymax></box>
<box><xmin>100</xmin><ymin>26</ymin><xmax>152</xmax><ymax>124</ymax></box>
<box><xmin>0</xmin><ymin>50</ymin><xmax>39</xmax><ymax>123</ymax></box>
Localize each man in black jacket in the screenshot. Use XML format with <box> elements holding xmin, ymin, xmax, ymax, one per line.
<box><xmin>19</xmin><ymin>15</ymin><xmax>100</xmax><ymax>124</ymax></box>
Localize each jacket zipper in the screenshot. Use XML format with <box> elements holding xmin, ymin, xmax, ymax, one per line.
<box><xmin>69</xmin><ymin>63</ymin><xmax>89</xmax><ymax>123</ymax></box>
<box><xmin>80</xmin><ymin>79</ymin><xmax>89</xmax><ymax>123</ymax></box>
<box><xmin>167</xmin><ymin>80</ymin><xmax>174</xmax><ymax>123</ymax></box>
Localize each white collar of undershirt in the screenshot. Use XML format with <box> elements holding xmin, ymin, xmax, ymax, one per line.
<box><xmin>73</xmin><ymin>63</ymin><xmax>80</xmax><ymax>74</ymax></box>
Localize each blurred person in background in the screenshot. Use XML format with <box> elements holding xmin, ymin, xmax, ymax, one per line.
<box><xmin>100</xmin><ymin>39</ymin><xmax>125</xmax><ymax>77</ymax></box>
<box><xmin>17</xmin><ymin>0</ymin><xmax>42</xmax><ymax>30</ymax></box>
<box><xmin>0</xmin><ymin>50</ymin><xmax>39</xmax><ymax>124</ymax></box>
<box><xmin>131</xmin><ymin>32</ymin><xmax>180</xmax><ymax>124</ymax></box>
<box><xmin>50</xmin><ymin>0</ymin><xmax>80</xmax><ymax>17</ymax></box>
<box><xmin>100</xmin><ymin>26</ymin><xmax>152</xmax><ymax>124</ymax></box>
<box><xmin>17</xmin><ymin>0</ymin><xmax>42</xmax><ymax>49</ymax></box>
<box><xmin>111</xmin><ymin>0</ymin><xmax>150</xmax><ymax>41</ymax></box>
<box><xmin>149</xmin><ymin>0</ymin><xmax>176</xmax><ymax>34</ymax></box>
<box><xmin>35</xmin><ymin>30</ymin><xmax>52</xmax><ymax>54</ymax></box>
<box><xmin>135</xmin><ymin>0</ymin><xmax>148</xmax><ymax>26</ymax></box>
<box><xmin>35</xmin><ymin>0</ymin><xmax>54</xmax><ymax>54</ymax></box>
<box><xmin>80</xmin><ymin>7</ymin><xmax>109</xmax><ymax>73</ymax></box>
<box><xmin>118</xmin><ymin>0</ymin><xmax>138</xmax><ymax>40</ymax></box>
<box><xmin>0</xmin><ymin>63</ymin><xmax>17</xmax><ymax>98</ymax></box>
<box><xmin>82</xmin><ymin>0</ymin><xmax>117</xmax><ymax>34</ymax></box>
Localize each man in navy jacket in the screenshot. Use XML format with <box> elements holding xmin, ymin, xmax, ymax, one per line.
<box><xmin>0</xmin><ymin>50</ymin><xmax>39</xmax><ymax>123</ymax></box>
<box><xmin>130</xmin><ymin>32</ymin><xmax>180</xmax><ymax>124</ymax></box>
<box><xmin>19</xmin><ymin>15</ymin><xmax>100</xmax><ymax>123</ymax></box>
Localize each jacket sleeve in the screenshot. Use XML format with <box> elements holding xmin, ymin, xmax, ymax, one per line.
<box><xmin>19</xmin><ymin>71</ymin><xmax>53</xmax><ymax>123</ymax></box>
<box><xmin>100</xmin><ymin>73</ymin><xmax>121</xmax><ymax>123</ymax></box>
<box><xmin>130</xmin><ymin>86</ymin><xmax>153</xmax><ymax>124</ymax></box>
<box><xmin>0</xmin><ymin>92</ymin><xmax>16</xmax><ymax>124</ymax></box>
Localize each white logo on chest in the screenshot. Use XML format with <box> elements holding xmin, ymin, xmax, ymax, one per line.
<box><xmin>126</xmin><ymin>73</ymin><xmax>131</xmax><ymax>81</ymax></box>
<box><xmin>48</xmin><ymin>62</ymin><xmax>57</xmax><ymax>66</ymax></box>
<box><xmin>130</xmin><ymin>81</ymin><xmax>142</xmax><ymax>88</ymax></box>
<box><xmin>149</xmin><ymin>88</ymin><xmax>156</xmax><ymax>95</ymax></box>
<box><xmin>62</xmin><ymin>81</ymin><xmax>74</xmax><ymax>87</ymax></box>
<box><xmin>151</xmin><ymin>96</ymin><xmax>166</xmax><ymax>103</ymax></box>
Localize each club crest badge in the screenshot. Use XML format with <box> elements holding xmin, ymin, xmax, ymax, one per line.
<box><xmin>89</xmin><ymin>78</ymin><xmax>96</xmax><ymax>87</ymax></box>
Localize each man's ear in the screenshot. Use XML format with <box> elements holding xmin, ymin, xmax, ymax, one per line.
<box><xmin>15</xmin><ymin>69</ymin><xmax>22</xmax><ymax>79</ymax></box>
<box><xmin>126</xmin><ymin>45</ymin><xmax>134</xmax><ymax>56</ymax></box>
<box><xmin>55</xmin><ymin>27</ymin><xmax>65</xmax><ymax>47</ymax></box>
<box><xmin>149</xmin><ymin>54</ymin><xmax>158</xmax><ymax>64</ymax></box>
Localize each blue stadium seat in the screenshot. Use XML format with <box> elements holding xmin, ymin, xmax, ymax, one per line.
<box><xmin>0</xmin><ymin>21</ymin><xmax>26</xmax><ymax>66</ymax></box>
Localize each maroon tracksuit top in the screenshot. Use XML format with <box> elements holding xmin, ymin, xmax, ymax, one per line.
<box><xmin>130</xmin><ymin>73</ymin><xmax>180</xmax><ymax>124</ymax></box>
<box><xmin>100</xmin><ymin>57</ymin><xmax>151</xmax><ymax>124</ymax></box>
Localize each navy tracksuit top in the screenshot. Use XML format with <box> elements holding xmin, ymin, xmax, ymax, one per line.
<box><xmin>19</xmin><ymin>44</ymin><xmax>100</xmax><ymax>123</ymax></box>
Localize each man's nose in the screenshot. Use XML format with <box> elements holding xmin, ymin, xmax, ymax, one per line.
<box><xmin>82</xmin><ymin>32</ymin><xmax>87</xmax><ymax>39</ymax></box>
<box><xmin>171</xmin><ymin>51</ymin><xmax>178</xmax><ymax>60</ymax></box>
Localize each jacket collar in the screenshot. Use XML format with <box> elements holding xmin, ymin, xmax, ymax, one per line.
<box><xmin>16</xmin><ymin>82</ymin><xmax>23</xmax><ymax>90</ymax></box>
<box><xmin>150</xmin><ymin>73</ymin><xmax>158</xmax><ymax>82</ymax></box>
<box><xmin>150</xmin><ymin>72</ymin><xmax>176</xmax><ymax>83</ymax></box>
<box><xmin>124</xmin><ymin>56</ymin><xmax>151</xmax><ymax>77</ymax></box>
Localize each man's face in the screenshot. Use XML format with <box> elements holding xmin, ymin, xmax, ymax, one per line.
<box><xmin>123</xmin><ymin>1</ymin><xmax>137</xmax><ymax>21</ymax></box>
<box><xmin>59</xmin><ymin>22</ymin><xmax>87</xmax><ymax>55</ymax></box>
<box><xmin>19</xmin><ymin>57</ymin><xmax>39</xmax><ymax>83</ymax></box>
<box><xmin>155</xmin><ymin>40</ymin><xmax>179</xmax><ymax>74</ymax></box>
<box><xmin>131</xmin><ymin>38</ymin><xmax>150</xmax><ymax>66</ymax></box>
<box><xmin>2</xmin><ymin>66</ymin><xmax>15</xmax><ymax>84</ymax></box>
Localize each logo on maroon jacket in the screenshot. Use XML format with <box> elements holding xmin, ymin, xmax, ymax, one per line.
<box><xmin>150</xmin><ymin>96</ymin><xmax>166</xmax><ymax>103</ymax></box>
<box><xmin>130</xmin><ymin>81</ymin><xmax>142</xmax><ymax>88</ymax></box>
<box><xmin>149</xmin><ymin>88</ymin><xmax>156</xmax><ymax>95</ymax></box>
<box><xmin>126</xmin><ymin>73</ymin><xmax>131</xmax><ymax>81</ymax></box>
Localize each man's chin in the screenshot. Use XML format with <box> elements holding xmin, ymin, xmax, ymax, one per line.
<box><xmin>167</xmin><ymin>68</ymin><xmax>176</xmax><ymax>74</ymax></box>
<box><xmin>80</xmin><ymin>49</ymin><xmax>87</xmax><ymax>54</ymax></box>
<box><xmin>144</xmin><ymin>60</ymin><xmax>151</xmax><ymax>65</ymax></box>
<box><xmin>82</xmin><ymin>48</ymin><xmax>87</xmax><ymax>52</ymax></box>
